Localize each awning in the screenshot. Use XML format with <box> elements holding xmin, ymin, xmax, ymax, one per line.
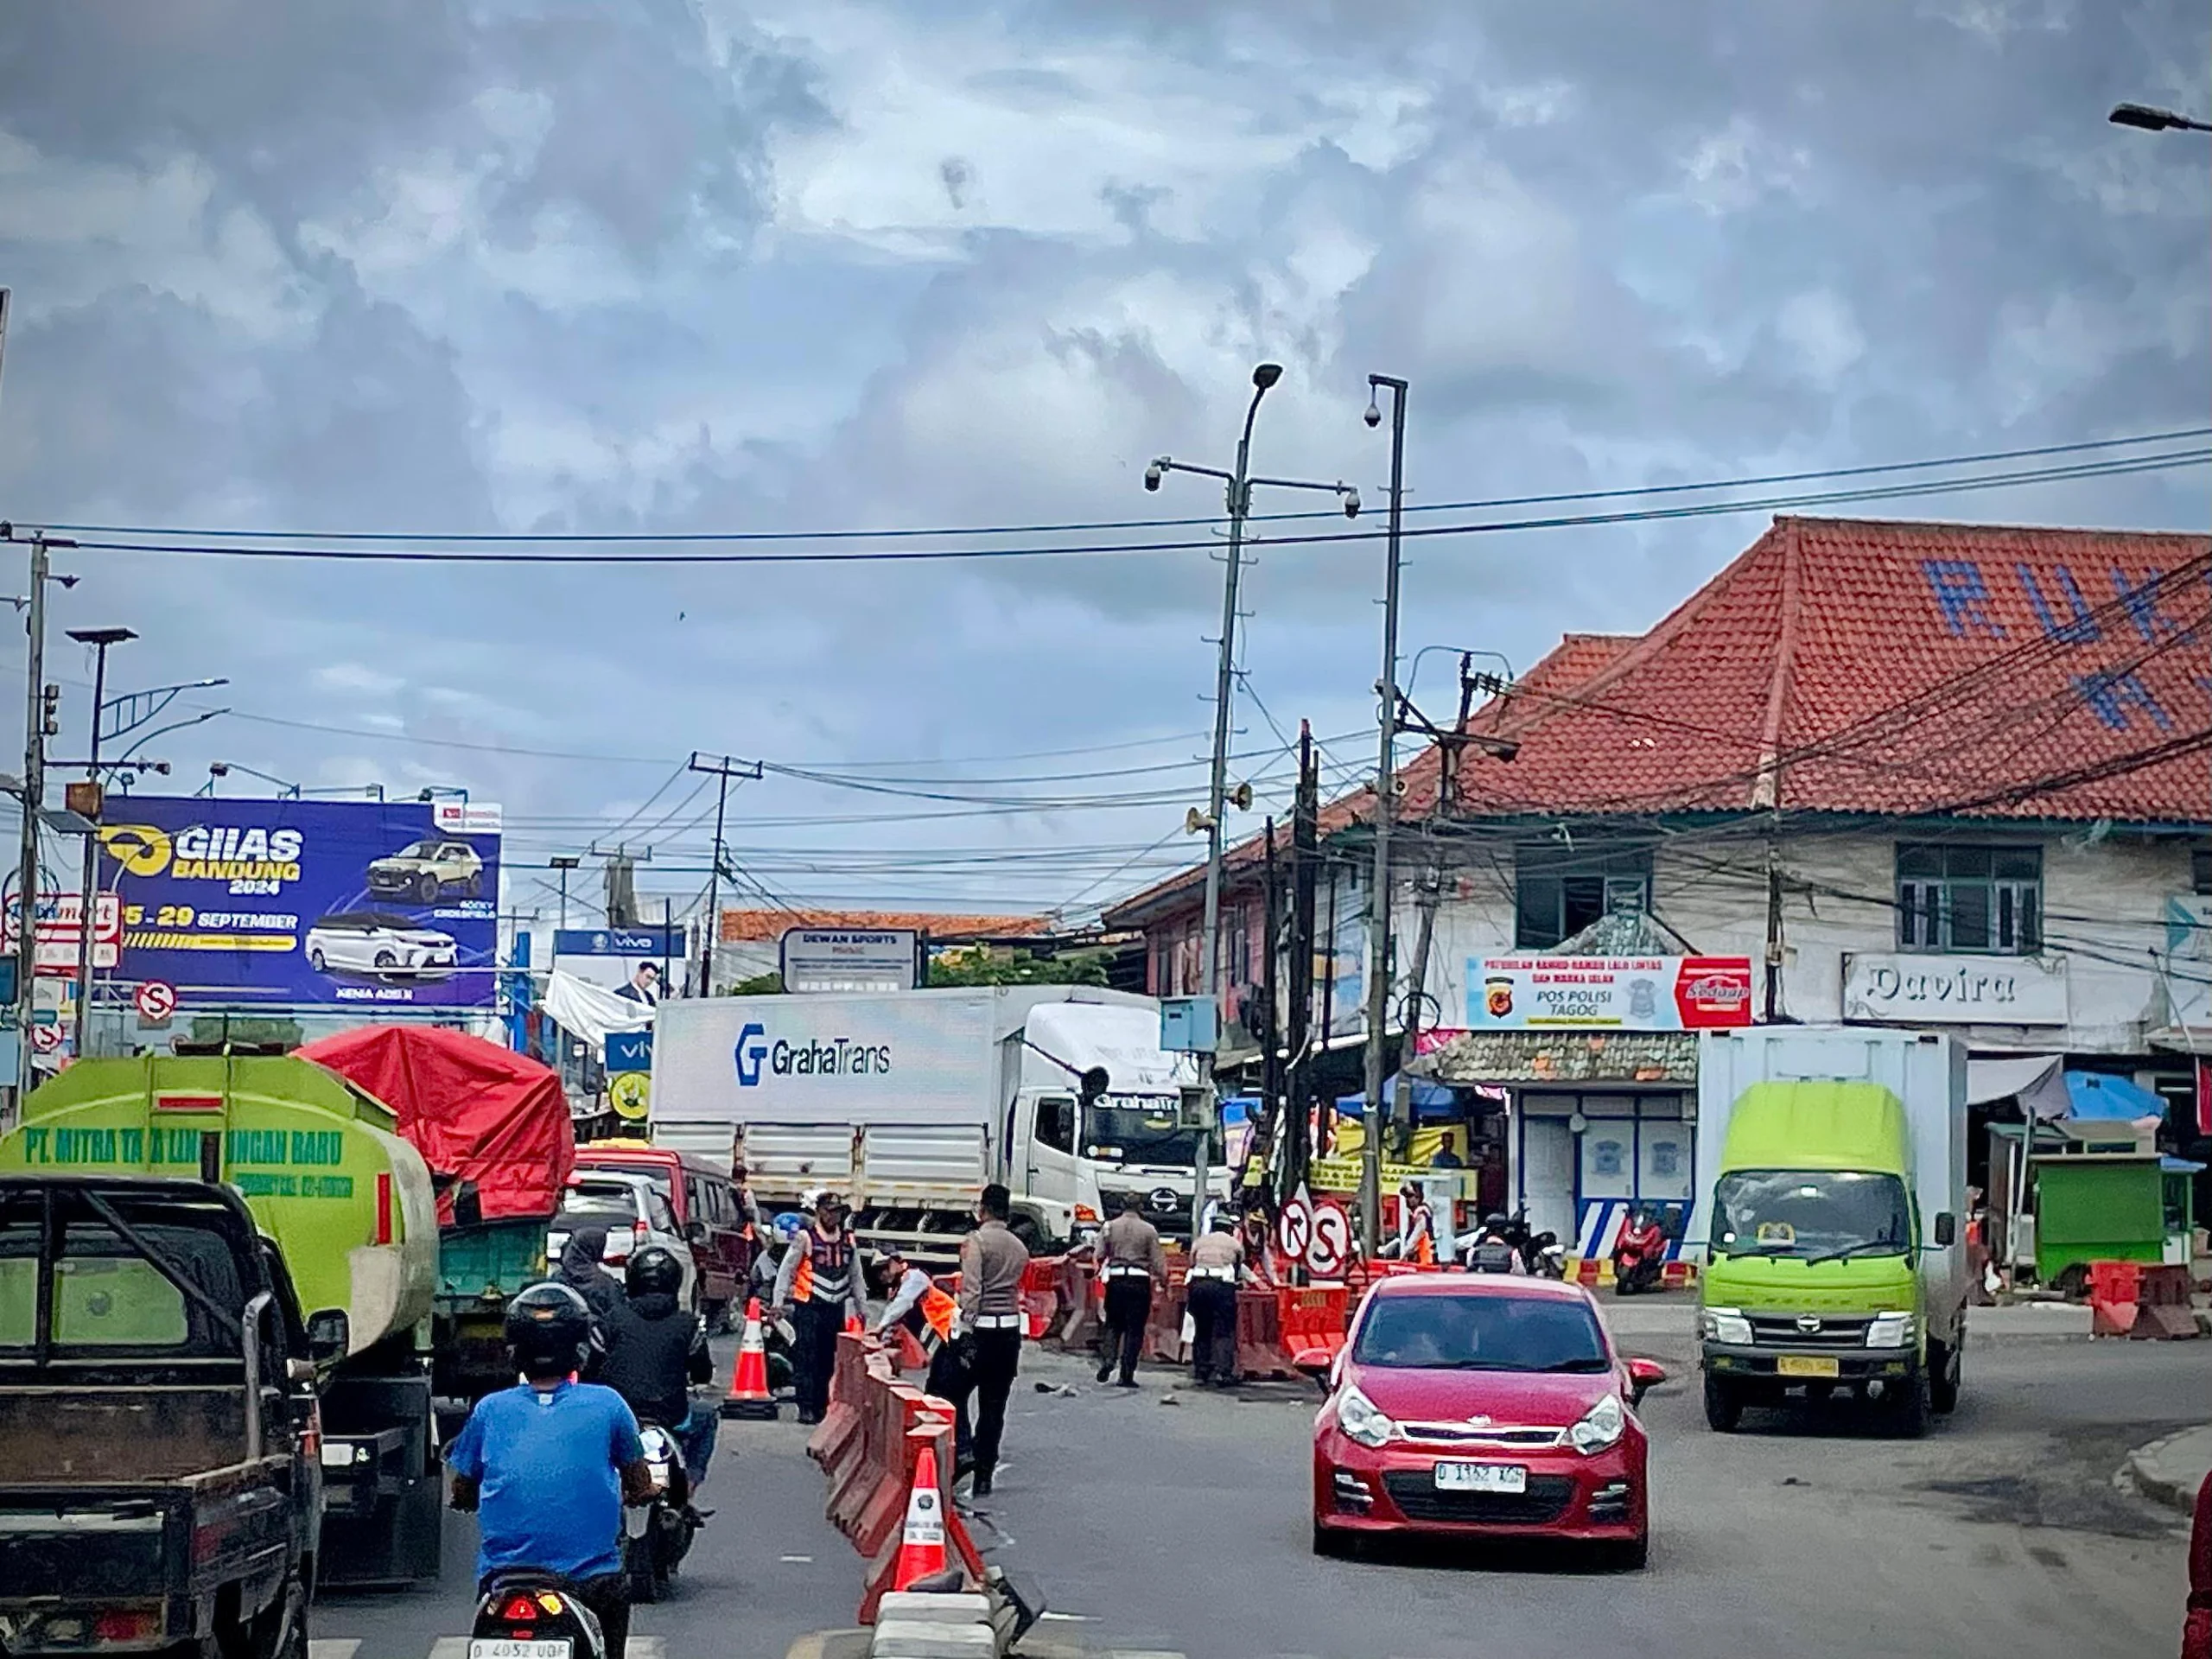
<box><xmin>2062</xmin><ymin>1071</ymin><xmax>2167</xmax><ymax>1121</ymax></box>
<box><xmin>1332</xmin><ymin>1074</ymin><xmax>1463</xmax><ymax>1119</ymax></box>
<box><xmin>1409</xmin><ymin>1030</ymin><xmax>1700</xmax><ymax>1088</ymax></box>
<box><xmin>1966</xmin><ymin>1053</ymin><xmax>2067</xmax><ymax>1115</ymax></box>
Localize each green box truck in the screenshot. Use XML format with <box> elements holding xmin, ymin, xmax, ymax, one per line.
<box><xmin>1686</xmin><ymin>1027</ymin><xmax>1969</xmax><ymax>1437</ymax></box>
<box><xmin>0</xmin><ymin>1052</ymin><xmax>449</xmax><ymax>1585</ymax></box>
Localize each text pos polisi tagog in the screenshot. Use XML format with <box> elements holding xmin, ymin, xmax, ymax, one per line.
<box><xmin>732</xmin><ymin>1022</ymin><xmax>893</xmax><ymax>1087</ymax></box>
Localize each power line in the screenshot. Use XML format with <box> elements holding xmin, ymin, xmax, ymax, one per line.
<box><xmin>47</xmin><ymin>448</ymin><xmax>2211</xmax><ymax>567</ymax></box>
<box><xmin>31</xmin><ymin>424</ymin><xmax>2209</xmax><ymax>546</ymax></box>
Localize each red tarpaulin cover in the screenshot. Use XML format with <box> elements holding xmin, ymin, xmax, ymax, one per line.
<box><xmin>299</xmin><ymin>1026</ymin><xmax>575</xmax><ymax>1225</ymax></box>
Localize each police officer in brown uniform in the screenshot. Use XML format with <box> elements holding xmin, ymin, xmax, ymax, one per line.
<box><xmin>1094</xmin><ymin>1193</ymin><xmax>1166</xmax><ymax>1388</ymax></box>
<box><xmin>946</xmin><ymin>1182</ymin><xmax>1028</xmax><ymax>1496</ymax></box>
<box><xmin>1185</xmin><ymin>1213</ymin><xmax>1247</xmax><ymax>1388</ymax></box>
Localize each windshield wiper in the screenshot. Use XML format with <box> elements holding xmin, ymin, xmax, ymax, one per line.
<box><xmin>1716</xmin><ymin>1242</ymin><xmax>1802</xmax><ymax>1259</ymax></box>
<box><xmin>1534</xmin><ymin>1358</ymin><xmax>1611</xmax><ymax>1373</ymax></box>
<box><xmin>1804</xmin><ymin>1236</ymin><xmax>1904</xmax><ymax>1266</ymax></box>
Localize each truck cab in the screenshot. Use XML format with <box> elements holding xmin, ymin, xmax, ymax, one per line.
<box><xmin>1689</xmin><ymin>1030</ymin><xmax>1968</xmax><ymax>1438</ymax></box>
<box><xmin>0</xmin><ymin>1176</ymin><xmax>323</xmax><ymax>1658</ymax></box>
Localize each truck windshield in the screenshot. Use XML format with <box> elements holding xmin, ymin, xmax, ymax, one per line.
<box><xmin>1712</xmin><ymin>1169</ymin><xmax>1912</xmax><ymax>1261</ymax></box>
<box><xmin>1084</xmin><ymin>1102</ymin><xmax>1198</xmax><ymax>1166</ymax></box>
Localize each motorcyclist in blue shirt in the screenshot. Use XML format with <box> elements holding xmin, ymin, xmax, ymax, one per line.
<box><xmin>448</xmin><ymin>1282</ymin><xmax>652</xmax><ymax>1659</ymax></box>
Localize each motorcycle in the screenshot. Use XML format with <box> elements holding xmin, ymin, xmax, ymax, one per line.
<box><xmin>1611</xmin><ymin>1217</ymin><xmax>1669</xmax><ymax>1297</ymax></box>
<box><xmin>1525</xmin><ymin>1230</ymin><xmax>1568</xmax><ymax>1280</ymax></box>
<box><xmin>468</xmin><ymin>1571</ymin><xmax>607</xmax><ymax>1659</ymax></box>
<box><xmin>622</xmin><ymin>1421</ymin><xmax>701</xmax><ymax>1602</ymax></box>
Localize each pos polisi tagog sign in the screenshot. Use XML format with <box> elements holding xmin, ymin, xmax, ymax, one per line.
<box><xmin>97</xmin><ymin>797</ymin><xmax>501</xmax><ymax>1010</ymax></box>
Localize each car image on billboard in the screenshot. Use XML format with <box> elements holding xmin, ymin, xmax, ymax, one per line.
<box><xmin>97</xmin><ymin>798</ymin><xmax>500</xmax><ymax>1010</ymax></box>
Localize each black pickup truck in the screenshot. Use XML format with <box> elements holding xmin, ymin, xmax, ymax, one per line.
<box><xmin>0</xmin><ymin>1176</ymin><xmax>324</xmax><ymax>1659</ymax></box>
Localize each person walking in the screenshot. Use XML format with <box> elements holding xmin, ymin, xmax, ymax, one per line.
<box><xmin>1185</xmin><ymin>1214</ymin><xmax>1247</xmax><ymax>1389</ymax></box>
<box><xmin>945</xmin><ymin>1183</ymin><xmax>1028</xmax><ymax>1497</ymax></box>
<box><xmin>875</xmin><ymin>1245</ymin><xmax>973</xmax><ymax>1472</ymax></box>
<box><xmin>773</xmin><ymin>1188</ymin><xmax>864</xmax><ymax>1426</ymax></box>
<box><xmin>1094</xmin><ymin>1193</ymin><xmax>1166</xmax><ymax>1388</ymax></box>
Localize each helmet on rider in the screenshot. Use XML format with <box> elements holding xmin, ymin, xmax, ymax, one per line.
<box><xmin>625</xmin><ymin>1243</ymin><xmax>684</xmax><ymax>1299</ymax></box>
<box><xmin>1481</xmin><ymin>1211</ymin><xmax>1510</xmax><ymax>1236</ymax></box>
<box><xmin>504</xmin><ymin>1281</ymin><xmax>594</xmax><ymax>1379</ymax></box>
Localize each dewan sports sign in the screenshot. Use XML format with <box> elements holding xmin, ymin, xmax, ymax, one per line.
<box><xmin>734</xmin><ymin>1021</ymin><xmax>893</xmax><ymax>1086</ymax></box>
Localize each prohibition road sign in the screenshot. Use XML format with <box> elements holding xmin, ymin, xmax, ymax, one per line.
<box><xmin>1308</xmin><ymin>1201</ymin><xmax>1353</xmax><ymax>1278</ymax></box>
<box><xmin>134</xmin><ymin>981</ymin><xmax>178</xmax><ymax>1022</ymax></box>
<box><xmin>1275</xmin><ymin>1195</ymin><xmax>1313</xmax><ymax>1263</ymax></box>
<box><xmin>29</xmin><ymin>1022</ymin><xmax>62</xmax><ymax>1054</ymax></box>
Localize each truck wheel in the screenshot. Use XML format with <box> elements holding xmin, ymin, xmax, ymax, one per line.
<box><xmin>1928</xmin><ymin>1339</ymin><xmax>1961</xmax><ymax>1414</ymax></box>
<box><xmin>1010</xmin><ymin>1216</ymin><xmax>1045</xmax><ymax>1254</ymax></box>
<box><xmin>1891</xmin><ymin>1366</ymin><xmax>1932</xmax><ymax>1438</ymax></box>
<box><xmin>1703</xmin><ymin>1375</ymin><xmax>1742</xmax><ymax>1433</ymax></box>
<box><xmin>243</xmin><ymin>1572</ymin><xmax>307</xmax><ymax>1659</ymax></box>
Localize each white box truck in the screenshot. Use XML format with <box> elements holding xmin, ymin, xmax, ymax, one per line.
<box><xmin>1685</xmin><ymin>1026</ymin><xmax>1969</xmax><ymax>1434</ymax></box>
<box><xmin>649</xmin><ymin>987</ymin><xmax>1226</xmax><ymax>1258</ymax></box>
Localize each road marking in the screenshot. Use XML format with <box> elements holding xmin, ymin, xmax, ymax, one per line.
<box><xmin>308</xmin><ymin>1643</ymin><xmax>359</xmax><ymax>1659</ymax></box>
<box><xmin>1036</xmin><ymin>1611</ymin><xmax>1091</xmax><ymax>1622</ymax></box>
<box><xmin>780</xmin><ymin>1553</ymin><xmax>813</xmax><ymax>1562</ymax></box>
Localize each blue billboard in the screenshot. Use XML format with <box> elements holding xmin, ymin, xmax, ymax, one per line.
<box><xmin>97</xmin><ymin>798</ymin><xmax>501</xmax><ymax>1009</ymax></box>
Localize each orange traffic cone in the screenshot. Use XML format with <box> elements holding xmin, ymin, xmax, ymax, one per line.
<box><xmin>720</xmin><ymin>1297</ymin><xmax>777</xmax><ymax>1420</ymax></box>
<box><xmin>890</xmin><ymin>1441</ymin><xmax>950</xmax><ymax>1591</ymax></box>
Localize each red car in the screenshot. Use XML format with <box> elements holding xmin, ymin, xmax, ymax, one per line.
<box><xmin>1311</xmin><ymin>1274</ymin><xmax>1666</xmax><ymax>1567</ymax></box>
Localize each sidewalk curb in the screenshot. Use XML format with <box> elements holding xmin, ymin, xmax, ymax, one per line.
<box><xmin>2122</xmin><ymin>1427</ymin><xmax>2209</xmax><ymax>1515</ymax></box>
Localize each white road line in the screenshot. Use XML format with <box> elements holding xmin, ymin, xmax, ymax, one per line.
<box><xmin>308</xmin><ymin>1643</ymin><xmax>360</xmax><ymax>1659</ymax></box>
<box><xmin>429</xmin><ymin>1639</ymin><xmax>470</xmax><ymax>1659</ymax></box>
<box><xmin>779</xmin><ymin>1554</ymin><xmax>813</xmax><ymax>1562</ymax></box>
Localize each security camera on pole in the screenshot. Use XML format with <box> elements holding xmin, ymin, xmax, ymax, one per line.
<box><xmin>1146</xmin><ymin>364</ymin><xmax>1360</xmax><ymax>1238</ymax></box>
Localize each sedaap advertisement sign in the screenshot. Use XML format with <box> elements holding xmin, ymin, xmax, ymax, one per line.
<box><xmin>1466</xmin><ymin>956</ymin><xmax>1755</xmax><ymax>1031</ymax></box>
<box><xmin>96</xmin><ymin>798</ymin><xmax>500</xmax><ymax>1009</ymax></box>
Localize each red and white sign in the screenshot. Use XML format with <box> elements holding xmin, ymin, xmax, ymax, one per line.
<box><xmin>3</xmin><ymin>892</ymin><xmax>122</xmax><ymax>975</ymax></box>
<box><xmin>1307</xmin><ymin>1201</ymin><xmax>1353</xmax><ymax>1278</ymax></box>
<box><xmin>1471</xmin><ymin>956</ymin><xmax>1754</xmax><ymax>1031</ymax></box>
<box><xmin>29</xmin><ymin>1023</ymin><xmax>63</xmax><ymax>1054</ymax></box>
<box><xmin>134</xmin><ymin>980</ymin><xmax>177</xmax><ymax>1022</ymax></box>
<box><xmin>1275</xmin><ymin>1190</ymin><xmax>1313</xmax><ymax>1265</ymax></box>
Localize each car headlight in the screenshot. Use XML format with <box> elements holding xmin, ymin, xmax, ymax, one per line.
<box><xmin>1700</xmin><ymin>1306</ymin><xmax>1753</xmax><ymax>1345</ymax></box>
<box><xmin>1335</xmin><ymin>1386</ymin><xmax>1398</xmax><ymax>1449</ymax></box>
<box><xmin>1866</xmin><ymin>1312</ymin><xmax>1917</xmax><ymax>1349</ymax></box>
<box><xmin>1569</xmin><ymin>1393</ymin><xmax>1626</xmax><ymax>1455</ymax></box>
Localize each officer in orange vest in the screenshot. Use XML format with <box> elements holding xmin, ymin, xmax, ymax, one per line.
<box><xmin>875</xmin><ymin>1245</ymin><xmax>972</xmax><ymax>1473</ymax></box>
<box><xmin>773</xmin><ymin>1188</ymin><xmax>864</xmax><ymax>1426</ymax></box>
<box><xmin>1396</xmin><ymin>1181</ymin><xmax>1438</xmax><ymax>1266</ymax></box>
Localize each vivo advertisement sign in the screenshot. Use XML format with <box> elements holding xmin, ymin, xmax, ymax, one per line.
<box><xmin>97</xmin><ymin>798</ymin><xmax>501</xmax><ymax>1009</ymax></box>
<box><xmin>654</xmin><ymin>993</ymin><xmax>998</xmax><ymax>1131</ymax></box>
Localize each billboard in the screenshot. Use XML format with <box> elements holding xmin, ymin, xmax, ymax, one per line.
<box><xmin>1466</xmin><ymin>956</ymin><xmax>1754</xmax><ymax>1031</ymax></box>
<box><xmin>97</xmin><ymin>798</ymin><xmax>501</xmax><ymax>1009</ymax></box>
<box><xmin>779</xmin><ymin>928</ymin><xmax>924</xmax><ymax>994</ymax></box>
<box><xmin>553</xmin><ymin>925</ymin><xmax>684</xmax><ymax>1001</ymax></box>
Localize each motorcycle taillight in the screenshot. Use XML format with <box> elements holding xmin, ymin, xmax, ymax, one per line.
<box><xmin>499</xmin><ymin>1595</ymin><xmax>538</xmax><ymax>1622</ymax></box>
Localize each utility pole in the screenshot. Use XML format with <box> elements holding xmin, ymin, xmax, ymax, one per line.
<box><xmin>1357</xmin><ymin>373</ymin><xmax>1408</xmax><ymax>1257</ymax></box>
<box><xmin>67</xmin><ymin>626</ymin><xmax>135</xmax><ymax>1058</ymax></box>
<box><xmin>550</xmin><ymin>855</ymin><xmax>580</xmax><ymax>931</ymax></box>
<box><xmin>1388</xmin><ymin>655</ymin><xmax>1483</xmax><ymax>1129</ymax></box>
<box><xmin>10</xmin><ymin>531</ymin><xmax>76</xmax><ymax>1098</ymax></box>
<box><xmin>1146</xmin><ymin>366</ymin><xmax>1358</xmax><ymax>1239</ymax></box>
<box><xmin>1282</xmin><ymin>722</ymin><xmax>1318</xmax><ymax>1202</ymax></box>
<box><xmin>1255</xmin><ymin>816</ymin><xmax>1283</xmax><ymax>1198</ymax></box>
<box><xmin>686</xmin><ymin>752</ymin><xmax>761</xmax><ymax>996</ymax></box>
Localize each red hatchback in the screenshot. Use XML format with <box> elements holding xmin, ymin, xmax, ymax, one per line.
<box><xmin>1311</xmin><ymin>1274</ymin><xmax>1665</xmax><ymax>1567</ymax></box>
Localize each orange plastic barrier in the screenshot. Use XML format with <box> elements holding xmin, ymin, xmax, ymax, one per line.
<box><xmin>1276</xmin><ymin>1284</ymin><xmax>1351</xmax><ymax>1370</ymax></box>
<box><xmin>2090</xmin><ymin>1260</ymin><xmax>2197</xmax><ymax>1340</ymax></box>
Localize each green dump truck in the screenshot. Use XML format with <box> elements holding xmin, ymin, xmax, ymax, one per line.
<box><xmin>0</xmin><ymin>1052</ymin><xmax>448</xmax><ymax>1585</ymax></box>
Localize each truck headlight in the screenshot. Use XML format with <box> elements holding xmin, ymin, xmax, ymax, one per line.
<box><xmin>1700</xmin><ymin>1306</ymin><xmax>1752</xmax><ymax>1345</ymax></box>
<box><xmin>1335</xmin><ymin>1386</ymin><xmax>1399</xmax><ymax>1449</ymax></box>
<box><xmin>1568</xmin><ymin>1393</ymin><xmax>1625</xmax><ymax>1455</ymax></box>
<box><xmin>1866</xmin><ymin>1312</ymin><xmax>1917</xmax><ymax>1349</ymax></box>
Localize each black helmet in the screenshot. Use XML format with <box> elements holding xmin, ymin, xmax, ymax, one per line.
<box><xmin>626</xmin><ymin>1244</ymin><xmax>683</xmax><ymax>1299</ymax></box>
<box><xmin>505</xmin><ymin>1281</ymin><xmax>593</xmax><ymax>1378</ymax></box>
<box><xmin>1482</xmin><ymin>1212</ymin><xmax>1510</xmax><ymax>1232</ymax></box>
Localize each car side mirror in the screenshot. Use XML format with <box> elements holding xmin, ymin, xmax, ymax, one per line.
<box><xmin>287</xmin><ymin>1358</ymin><xmax>318</xmax><ymax>1384</ymax></box>
<box><xmin>1292</xmin><ymin>1347</ymin><xmax>1342</xmax><ymax>1395</ymax></box>
<box><xmin>1932</xmin><ymin>1211</ymin><xmax>1957</xmax><ymax>1248</ymax></box>
<box><xmin>1625</xmin><ymin>1357</ymin><xmax>1668</xmax><ymax>1406</ymax></box>
<box><xmin>306</xmin><ymin>1309</ymin><xmax>350</xmax><ymax>1365</ymax></box>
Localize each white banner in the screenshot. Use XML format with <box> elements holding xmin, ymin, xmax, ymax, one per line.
<box><xmin>1841</xmin><ymin>951</ymin><xmax>2069</xmax><ymax>1026</ymax></box>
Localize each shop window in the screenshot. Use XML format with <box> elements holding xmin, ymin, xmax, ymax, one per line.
<box><xmin>1514</xmin><ymin>846</ymin><xmax>1652</xmax><ymax>950</ymax></box>
<box><xmin>1897</xmin><ymin>844</ymin><xmax>2041</xmax><ymax>954</ymax></box>
<box><xmin>2193</xmin><ymin>849</ymin><xmax>2212</xmax><ymax>896</ymax></box>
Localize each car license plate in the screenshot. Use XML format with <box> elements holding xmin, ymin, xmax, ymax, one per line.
<box><xmin>1777</xmin><ymin>1355</ymin><xmax>1840</xmax><ymax>1379</ymax></box>
<box><xmin>469</xmin><ymin>1643</ymin><xmax>570</xmax><ymax>1659</ymax></box>
<box><xmin>1433</xmin><ymin>1461</ymin><xmax>1527</xmax><ymax>1494</ymax></box>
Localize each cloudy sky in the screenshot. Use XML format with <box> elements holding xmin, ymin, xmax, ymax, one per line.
<box><xmin>0</xmin><ymin>0</ymin><xmax>2205</xmax><ymax>925</ymax></box>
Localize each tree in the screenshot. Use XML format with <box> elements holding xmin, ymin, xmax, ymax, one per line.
<box><xmin>928</xmin><ymin>949</ymin><xmax>1109</xmax><ymax>988</ymax></box>
<box><xmin>727</xmin><ymin>971</ymin><xmax>785</xmax><ymax>995</ymax></box>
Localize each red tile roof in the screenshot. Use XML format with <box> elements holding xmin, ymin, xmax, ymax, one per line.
<box><xmin>719</xmin><ymin>908</ymin><xmax>1052</xmax><ymax>944</ymax></box>
<box><xmin>1103</xmin><ymin>516</ymin><xmax>2211</xmax><ymax>924</ymax></box>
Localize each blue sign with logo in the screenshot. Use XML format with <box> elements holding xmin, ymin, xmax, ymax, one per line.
<box><xmin>98</xmin><ymin>798</ymin><xmax>501</xmax><ymax>1009</ymax></box>
<box><xmin>605</xmin><ymin>1029</ymin><xmax>654</xmax><ymax>1072</ymax></box>
<box><xmin>554</xmin><ymin>927</ymin><xmax>684</xmax><ymax>958</ymax></box>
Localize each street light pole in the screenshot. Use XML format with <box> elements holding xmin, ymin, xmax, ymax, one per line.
<box><xmin>1146</xmin><ymin>365</ymin><xmax>1361</xmax><ymax>1237</ymax></box>
<box><xmin>550</xmin><ymin>855</ymin><xmax>581</xmax><ymax>932</ymax></box>
<box><xmin>1357</xmin><ymin>375</ymin><xmax>1408</xmax><ymax>1258</ymax></box>
<box><xmin>67</xmin><ymin>626</ymin><xmax>137</xmax><ymax>1058</ymax></box>
<box><xmin>13</xmin><ymin>536</ymin><xmax>49</xmax><ymax>1101</ymax></box>
<box><xmin>2110</xmin><ymin>101</ymin><xmax>2212</xmax><ymax>133</ymax></box>
<box><xmin>686</xmin><ymin>753</ymin><xmax>762</xmax><ymax>995</ymax></box>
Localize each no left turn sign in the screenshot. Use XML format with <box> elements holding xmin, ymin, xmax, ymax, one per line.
<box><xmin>1275</xmin><ymin>1194</ymin><xmax>1313</xmax><ymax>1263</ymax></box>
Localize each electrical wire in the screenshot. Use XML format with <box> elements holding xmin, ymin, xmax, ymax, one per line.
<box><xmin>32</xmin><ymin>425</ymin><xmax>2209</xmax><ymax>545</ymax></box>
<box><xmin>48</xmin><ymin>448</ymin><xmax>2211</xmax><ymax>566</ymax></box>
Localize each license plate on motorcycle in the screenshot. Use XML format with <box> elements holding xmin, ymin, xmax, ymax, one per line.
<box><xmin>1777</xmin><ymin>1355</ymin><xmax>1840</xmax><ymax>1379</ymax></box>
<box><xmin>1434</xmin><ymin>1461</ymin><xmax>1526</xmax><ymax>1494</ymax></box>
<box><xmin>468</xmin><ymin>1642</ymin><xmax>570</xmax><ymax>1659</ymax></box>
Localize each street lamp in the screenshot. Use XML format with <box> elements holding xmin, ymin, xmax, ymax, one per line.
<box><xmin>1357</xmin><ymin>376</ymin><xmax>1408</xmax><ymax>1256</ymax></box>
<box><xmin>201</xmin><ymin>761</ymin><xmax>301</xmax><ymax>798</ymax></box>
<box><xmin>1146</xmin><ymin>361</ymin><xmax>1361</xmax><ymax>1238</ymax></box>
<box><xmin>2110</xmin><ymin>101</ymin><xmax>2212</xmax><ymax>133</ymax></box>
<box><xmin>550</xmin><ymin>855</ymin><xmax>582</xmax><ymax>931</ymax></box>
<box><xmin>64</xmin><ymin>626</ymin><xmax>135</xmax><ymax>1058</ymax></box>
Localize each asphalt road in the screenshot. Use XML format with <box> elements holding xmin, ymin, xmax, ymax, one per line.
<box><xmin>310</xmin><ymin>1329</ymin><xmax>2208</xmax><ymax>1659</ymax></box>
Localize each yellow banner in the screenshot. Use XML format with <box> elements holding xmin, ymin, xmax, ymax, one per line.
<box><xmin>1309</xmin><ymin>1157</ymin><xmax>1468</xmax><ymax>1197</ymax></box>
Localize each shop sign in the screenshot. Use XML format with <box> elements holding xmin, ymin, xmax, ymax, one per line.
<box><xmin>1466</xmin><ymin>956</ymin><xmax>1754</xmax><ymax>1031</ymax></box>
<box><xmin>1841</xmin><ymin>951</ymin><xmax>2069</xmax><ymax>1026</ymax></box>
